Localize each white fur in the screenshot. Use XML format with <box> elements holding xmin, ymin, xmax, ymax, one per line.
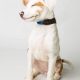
<box><xmin>27</xmin><ymin>24</ymin><xmax>60</xmax><ymax>80</ymax></box>
<box><xmin>20</xmin><ymin>0</ymin><xmax>60</xmax><ymax>80</ymax></box>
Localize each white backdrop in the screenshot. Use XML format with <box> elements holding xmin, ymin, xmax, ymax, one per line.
<box><xmin>0</xmin><ymin>0</ymin><xmax>80</xmax><ymax>80</ymax></box>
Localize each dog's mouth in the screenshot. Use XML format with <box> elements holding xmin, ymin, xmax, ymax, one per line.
<box><xmin>19</xmin><ymin>14</ymin><xmax>39</xmax><ymax>20</ymax></box>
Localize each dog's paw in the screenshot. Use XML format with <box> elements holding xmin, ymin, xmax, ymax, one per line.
<box><xmin>24</xmin><ymin>76</ymin><xmax>32</xmax><ymax>80</ymax></box>
<box><xmin>54</xmin><ymin>73</ymin><xmax>61</xmax><ymax>80</ymax></box>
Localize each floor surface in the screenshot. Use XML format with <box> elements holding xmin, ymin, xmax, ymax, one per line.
<box><xmin>0</xmin><ymin>49</ymin><xmax>80</xmax><ymax>80</ymax></box>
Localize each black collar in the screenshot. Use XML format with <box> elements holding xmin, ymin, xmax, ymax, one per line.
<box><xmin>37</xmin><ymin>18</ymin><xmax>56</xmax><ymax>25</ymax></box>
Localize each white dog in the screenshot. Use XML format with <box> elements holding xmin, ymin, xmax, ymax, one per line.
<box><xmin>19</xmin><ymin>0</ymin><xmax>71</xmax><ymax>80</ymax></box>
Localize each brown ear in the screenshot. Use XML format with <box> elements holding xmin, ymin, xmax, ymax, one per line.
<box><xmin>33</xmin><ymin>2</ymin><xmax>44</xmax><ymax>6</ymax></box>
<box><xmin>23</xmin><ymin>0</ymin><xmax>29</xmax><ymax>5</ymax></box>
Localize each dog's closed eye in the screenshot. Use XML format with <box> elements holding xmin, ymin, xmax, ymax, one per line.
<box><xmin>32</xmin><ymin>2</ymin><xmax>44</xmax><ymax>7</ymax></box>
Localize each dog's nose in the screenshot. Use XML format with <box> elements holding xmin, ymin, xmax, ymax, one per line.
<box><xmin>19</xmin><ymin>11</ymin><xmax>24</xmax><ymax>17</ymax></box>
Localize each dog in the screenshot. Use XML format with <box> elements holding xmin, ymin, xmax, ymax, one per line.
<box><xmin>19</xmin><ymin>0</ymin><xmax>72</xmax><ymax>80</ymax></box>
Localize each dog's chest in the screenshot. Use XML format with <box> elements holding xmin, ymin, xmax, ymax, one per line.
<box><xmin>28</xmin><ymin>26</ymin><xmax>58</xmax><ymax>61</ymax></box>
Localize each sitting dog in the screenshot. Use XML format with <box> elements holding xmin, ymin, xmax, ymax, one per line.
<box><xmin>19</xmin><ymin>0</ymin><xmax>71</xmax><ymax>80</ymax></box>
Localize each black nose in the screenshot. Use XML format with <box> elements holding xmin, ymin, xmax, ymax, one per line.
<box><xmin>19</xmin><ymin>11</ymin><xmax>24</xmax><ymax>17</ymax></box>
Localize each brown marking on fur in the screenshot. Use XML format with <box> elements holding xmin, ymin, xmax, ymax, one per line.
<box><xmin>33</xmin><ymin>2</ymin><xmax>44</xmax><ymax>6</ymax></box>
<box><xmin>23</xmin><ymin>0</ymin><xmax>29</xmax><ymax>5</ymax></box>
<box><xmin>56</xmin><ymin>59</ymin><xmax>63</xmax><ymax>74</ymax></box>
<box><xmin>54</xmin><ymin>58</ymin><xmax>63</xmax><ymax>80</ymax></box>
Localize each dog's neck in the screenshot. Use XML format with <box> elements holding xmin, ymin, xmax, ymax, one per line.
<box><xmin>35</xmin><ymin>11</ymin><xmax>57</xmax><ymax>28</ymax></box>
<box><xmin>37</xmin><ymin>18</ymin><xmax>56</xmax><ymax>25</ymax></box>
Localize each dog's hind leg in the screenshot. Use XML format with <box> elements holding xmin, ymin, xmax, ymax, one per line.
<box><xmin>54</xmin><ymin>58</ymin><xmax>63</xmax><ymax>80</ymax></box>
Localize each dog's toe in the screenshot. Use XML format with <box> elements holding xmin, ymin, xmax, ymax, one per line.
<box><xmin>54</xmin><ymin>73</ymin><xmax>61</xmax><ymax>80</ymax></box>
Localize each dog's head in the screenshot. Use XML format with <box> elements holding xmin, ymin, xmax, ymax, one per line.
<box><xmin>19</xmin><ymin>0</ymin><xmax>56</xmax><ymax>21</ymax></box>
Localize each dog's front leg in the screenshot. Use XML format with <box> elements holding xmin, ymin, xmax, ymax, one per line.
<box><xmin>47</xmin><ymin>55</ymin><xmax>57</xmax><ymax>80</ymax></box>
<box><xmin>25</xmin><ymin>50</ymin><xmax>33</xmax><ymax>80</ymax></box>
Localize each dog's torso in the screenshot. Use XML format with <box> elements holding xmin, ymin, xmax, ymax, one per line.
<box><xmin>28</xmin><ymin>24</ymin><xmax>60</xmax><ymax>62</ymax></box>
<box><xmin>19</xmin><ymin>0</ymin><xmax>70</xmax><ymax>80</ymax></box>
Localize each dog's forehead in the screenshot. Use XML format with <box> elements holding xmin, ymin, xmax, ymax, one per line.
<box><xmin>23</xmin><ymin>0</ymin><xmax>56</xmax><ymax>10</ymax></box>
<box><xmin>29</xmin><ymin>0</ymin><xmax>44</xmax><ymax>3</ymax></box>
<box><xmin>23</xmin><ymin>0</ymin><xmax>46</xmax><ymax>6</ymax></box>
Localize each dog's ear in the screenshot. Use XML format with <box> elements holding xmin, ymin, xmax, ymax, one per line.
<box><xmin>23</xmin><ymin>0</ymin><xmax>29</xmax><ymax>5</ymax></box>
<box><xmin>43</xmin><ymin>0</ymin><xmax>57</xmax><ymax>10</ymax></box>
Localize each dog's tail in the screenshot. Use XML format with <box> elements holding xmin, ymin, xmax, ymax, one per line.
<box><xmin>62</xmin><ymin>59</ymin><xmax>74</xmax><ymax>69</ymax></box>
